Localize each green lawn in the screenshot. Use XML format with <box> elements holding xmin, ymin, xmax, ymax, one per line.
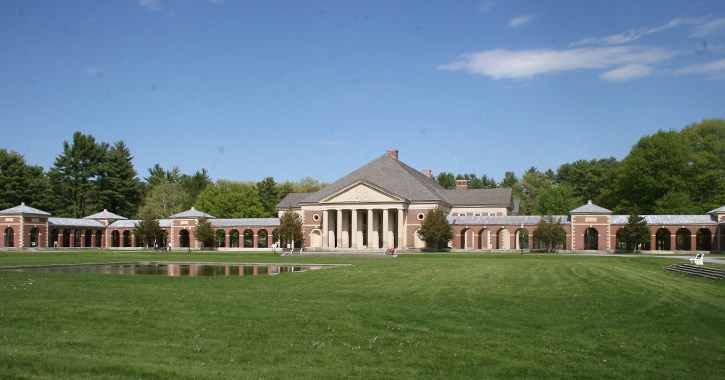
<box><xmin>0</xmin><ymin>251</ymin><xmax>723</xmax><ymax>379</ymax></box>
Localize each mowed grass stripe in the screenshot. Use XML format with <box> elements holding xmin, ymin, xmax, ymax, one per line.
<box><xmin>0</xmin><ymin>252</ymin><xmax>723</xmax><ymax>379</ymax></box>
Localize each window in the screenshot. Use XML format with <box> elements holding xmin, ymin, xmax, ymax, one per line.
<box><xmin>417</xmin><ymin>213</ymin><xmax>425</xmax><ymax>220</ymax></box>
<box><xmin>312</xmin><ymin>214</ymin><xmax>320</xmax><ymax>221</ymax></box>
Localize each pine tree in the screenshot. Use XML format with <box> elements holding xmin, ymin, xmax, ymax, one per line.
<box><xmin>619</xmin><ymin>206</ymin><xmax>650</xmax><ymax>251</ymax></box>
<box><xmin>97</xmin><ymin>141</ymin><xmax>142</xmax><ymax>217</ymax></box>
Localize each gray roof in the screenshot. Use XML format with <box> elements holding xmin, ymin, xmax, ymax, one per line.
<box><xmin>276</xmin><ymin>193</ymin><xmax>311</xmax><ymax>209</ymax></box>
<box><xmin>569</xmin><ymin>201</ymin><xmax>612</xmax><ymax>214</ymax></box>
<box><xmin>611</xmin><ymin>215</ymin><xmax>717</xmax><ymax>225</ymax></box>
<box><xmin>280</xmin><ymin>153</ymin><xmax>513</xmax><ymax>208</ymax></box>
<box><xmin>449</xmin><ymin>215</ymin><xmax>570</xmax><ymax>226</ymax></box>
<box><xmin>170</xmin><ymin>207</ymin><xmax>216</xmax><ymax>219</ymax></box>
<box><xmin>109</xmin><ymin>220</ymin><xmax>140</xmax><ymax>228</ymax></box>
<box><xmin>708</xmin><ymin>205</ymin><xmax>725</xmax><ymax>214</ymax></box>
<box><xmin>302</xmin><ymin>154</ymin><xmax>448</xmax><ymax>204</ymax></box>
<box><xmin>211</xmin><ymin>218</ymin><xmax>280</xmax><ymax>228</ymax></box>
<box><xmin>49</xmin><ymin>217</ymin><xmax>106</xmax><ymax>228</ymax></box>
<box><xmin>440</xmin><ymin>188</ymin><xmax>512</xmax><ymax>207</ymax></box>
<box><xmin>84</xmin><ymin>209</ymin><xmax>127</xmax><ymax>220</ymax></box>
<box><xmin>159</xmin><ymin>219</ymin><xmax>171</xmax><ymax>228</ymax></box>
<box><xmin>0</xmin><ymin>202</ymin><xmax>51</xmax><ymax>216</ymax></box>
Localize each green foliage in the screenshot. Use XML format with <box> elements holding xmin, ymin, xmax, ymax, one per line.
<box><xmin>535</xmin><ymin>184</ymin><xmax>582</xmax><ymax>215</ymax></box>
<box><xmin>681</xmin><ymin>119</ymin><xmax>725</xmax><ymax>212</ymax></box>
<box><xmin>194</xmin><ymin>180</ymin><xmax>263</xmax><ymax>218</ymax></box>
<box><xmin>0</xmin><ymin>149</ymin><xmax>52</xmax><ymax>211</ymax></box>
<box><xmin>47</xmin><ymin>131</ymin><xmax>108</xmax><ymax>217</ymax></box>
<box><xmin>618</xmin><ymin>206</ymin><xmax>651</xmax><ymax>251</ymax></box>
<box><xmin>193</xmin><ymin>217</ymin><xmax>214</xmax><ymax>248</ymax></box>
<box><xmin>416</xmin><ymin>207</ymin><xmax>454</xmax><ymax>249</ymax></box>
<box><xmin>138</xmin><ymin>182</ymin><xmax>189</xmax><ymax>219</ymax></box>
<box><xmin>532</xmin><ymin>215</ymin><xmax>567</xmax><ymax>252</ymax></box>
<box><xmin>133</xmin><ymin>215</ymin><xmax>164</xmax><ymax>248</ymax></box>
<box><xmin>435</xmin><ymin>172</ymin><xmax>455</xmax><ymax>189</ymax></box>
<box><xmin>257</xmin><ymin>176</ymin><xmax>280</xmax><ymax>217</ymax></box>
<box><xmin>180</xmin><ymin>169</ymin><xmax>212</xmax><ymax>205</ymax></box>
<box><xmin>519</xmin><ymin>167</ymin><xmax>553</xmax><ymax>215</ymax></box>
<box><xmin>277</xmin><ymin>207</ymin><xmax>304</xmax><ymax>247</ymax></box>
<box><xmin>555</xmin><ymin>157</ymin><xmax>618</xmax><ymax>204</ymax></box>
<box><xmin>96</xmin><ymin>141</ymin><xmax>143</xmax><ymax>217</ymax></box>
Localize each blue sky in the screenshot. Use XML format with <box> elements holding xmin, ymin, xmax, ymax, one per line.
<box><xmin>1</xmin><ymin>1</ymin><xmax>724</xmax><ymax>184</ymax></box>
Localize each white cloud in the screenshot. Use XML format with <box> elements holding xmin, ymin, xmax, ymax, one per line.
<box><xmin>690</xmin><ymin>17</ymin><xmax>725</xmax><ymax>37</ymax></box>
<box><xmin>478</xmin><ymin>0</ymin><xmax>495</xmax><ymax>13</ymax></box>
<box><xmin>438</xmin><ymin>46</ymin><xmax>677</xmax><ymax>80</ymax></box>
<box><xmin>599</xmin><ymin>64</ymin><xmax>653</xmax><ymax>81</ymax></box>
<box><xmin>675</xmin><ymin>58</ymin><xmax>725</xmax><ymax>79</ymax></box>
<box><xmin>572</xmin><ymin>18</ymin><xmax>684</xmax><ymax>46</ymax></box>
<box><xmin>509</xmin><ymin>15</ymin><xmax>535</xmax><ymax>28</ymax></box>
<box><xmin>139</xmin><ymin>0</ymin><xmax>163</xmax><ymax>11</ymax></box>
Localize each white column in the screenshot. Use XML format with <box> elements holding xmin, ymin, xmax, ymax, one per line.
<box><xmin>367</xmin><ymin>209</ymin><xmax>374</xmax><ymax>248</ymax></box>
<box><xmin>336</xmin><ymin>209</ymin><xmax>343</xmax><ymax>249</ymax></box>
<box><xmin>351</xmin><ymin>209</ymin><xmax>358</xmax><ymax>249</ymax></box>
<box><xmin>322</xmin><ymin>210</ymin><xmax>328</xmax><ymax>248</ymax></box>
<box><xmin>342</xmin><ymin>210</ymin><xmax>350</xmax><ymax>248</ymax></box>
<box><xmin>382</xmin><ymin>209</ymin><xmax>389</xmax><ymax>248</ymax></box>
<box><xmin>398</xmin><ymin>208</ymin><xmax>405</xmax><ymax>248</ymax></box>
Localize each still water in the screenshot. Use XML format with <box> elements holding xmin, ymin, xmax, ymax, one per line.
<box><xmin>0</xmin><ymin>262</ymin><xmax>334</xmax><ymax>277</ymax></box>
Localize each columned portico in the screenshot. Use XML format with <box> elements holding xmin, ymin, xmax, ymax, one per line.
<box><xmin>315</xmin><ymin>206</ymin><xmax>407</xmax><ymax>250</ymax></box>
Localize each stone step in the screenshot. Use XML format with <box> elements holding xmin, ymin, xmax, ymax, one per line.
<box><xmin>665</xmin><ymin>263</ymin><xmax>725</xmax><ymax>280</ymax></box>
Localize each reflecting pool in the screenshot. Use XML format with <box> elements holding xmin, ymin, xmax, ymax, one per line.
<box><xmin>0</xmin><ymin>262</ymin><xmax>337</xmax><ymax>277</ymax></box>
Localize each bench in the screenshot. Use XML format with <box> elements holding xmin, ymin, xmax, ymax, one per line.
<box><xmin>690</xmin><ymin>253</ymin><xmax>704</xmax><ymax>266</ymax></box>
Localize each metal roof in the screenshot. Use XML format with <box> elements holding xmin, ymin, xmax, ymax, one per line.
<box><xmin>170</xmin><ymin>207</ymin><xmax>216</xmax><ymax>219</ymax></box>
<box><xmin>84</xmin><ymin>209</ymin><xmax>127</xmax><ymax>220</ymax></box>
<box><xmin>448</xmin><ymin>215</ymin><xmax>570</xmax><ymax>226</ymax></box>
<box><xmin>211</xmin><ymin>218</ymin><xmax>280</xmax><ymax>228</ymax></box>
<box><xmin>0</xmin><ymin>202</ymin><xmax>51</xmax><ymax>216</ymax></box>
<box><xmin>49</xmin><ymin>217</ymin><xmax>106</xmax><ymax>228</ymax></box>
<box><xmin>108</xmin><ymin>220</ymin><xmax>140</xmax><ymax>228</ymax></box>
<box><xmin>569</xmin><ymin>201</ymin><xmax>612</xmax><ymax>214</ymax></box>
<box><xmin>611</xmin><ymin>215</ymin><xmax>717</xmax><ymax>225</ymax></box>
<box><xmin>708</xmin><ymin>205</ymin><xmax>725</xmax><ymax>214</ymax></box>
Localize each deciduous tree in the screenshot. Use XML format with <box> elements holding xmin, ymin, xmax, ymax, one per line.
<box><xmin>278</xmin><ymin>207</ymin><xmax>304</xmax><ymax>249</ymax></box>
<box><xmin>416</xmin><ymin>207</ymin><xmax>454</xmax><ymax>249</ymax></box>
<box><xmin>193</xmin><ymin>217</ymin><xmax>214</xmax><ymax>249</ymax></box>
<box><xmin>194</xmin><ymin>180</ymin><xmax>263</xmax><ymax>218</ymax></box>
<box><xmin>532</xmin><ymin>215</ymin><xmax>566</xmax><ymax>252</ymax></box>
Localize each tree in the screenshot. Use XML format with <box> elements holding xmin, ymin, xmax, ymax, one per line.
<box><xmin>194</xmin><ymin>180</ymin><xmax>263</xmax><ymax>218</ymax></box>
<box><xmin>535</xmin><ymin>184</ymin><xmax>582</xmax><ymax>215</ymax></box>
<box><xmin>193</xmin><ymin>217</ymin><xmax>214</xmax><ymax>249</ymax></box>
<box><xmin>416</xmin><ymin>207</ymin><xmax>454</xmax><ymax>249</ymax></box>
<box><xmin>435</xmin><ymin>172</ymin><xmax>455</xmax><ymax>189</ymax></box>
<box><xmin>618</xmin><ymin>206</ymin><xmax>651</xmax><ymax>251</ymax></box>
<box><xmin>137</xmin><ymin>182</ymin><xmax>189</xmax><ymax>219</ymax></box>
<box><xmin>47</xmin><ymin>132</ymin><xmax>107</xmax><ymax>217</ymax></box>
<box><xmin>519</xmin><ymin>167</ymin><xmax>552</xmax><ymax>215</ymax></box>
<box><xmin>532</xmin><ymin>215</ymin><xmax>567</xmax><ymax>252</ymax></box>
<box><xmin>681</xmin><ymin>119</ymin><xmax>725</xmax><ymax>213</ymax></box>
<box><xmin>555</xmin><ymin>157</ymin><xmax>618</xmax><ymax>203</ymax></box>
<box><xmin>0</xmin><ymin>149</ymin><xmax>52</xmax><ymax>211</ymax></box>
<box><xmin>133</xmin><ymin>215</ymin><xmax>164</xmax><ymax>249</ymax></box>
<box><xmin>96</xmin><ymin>141</ymin><xmax>143</xmax><ymax>217</ymax></box>
<box><xmin>257</xmin><ymin>176</ymin><xmax>280</xmax><ymax>217</ymax></box>
<box><xmin>180</xmin><ymin>169</ymin><xmax>212</xmax><ymax>206</ymax></box>
<box><xmin>277</xmin><ymin>207</ymin><xmax>304</xmax><ymax>249</ymax></box>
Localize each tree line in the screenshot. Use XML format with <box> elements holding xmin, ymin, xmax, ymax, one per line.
<box><xmin>0</xmin><ymin>131</ymin><xmax>326</xmax><ymax>219</ymax></box>
<box><xmin>433</xmin><ymin>119</ymin><xmax>724</xmax><ymax>215</ymax></box>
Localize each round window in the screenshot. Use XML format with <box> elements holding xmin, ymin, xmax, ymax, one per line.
<box><xmin>417</xmin><ymin>213</ymin><xmax>425</xmax><ymax>220</ymax></box>
<box><xmin>312</xmin><ymin>214</ymin><xmax>320</xmax><ymax>221</ymax></box>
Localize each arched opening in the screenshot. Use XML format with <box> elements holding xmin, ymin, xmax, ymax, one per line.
<box><xmin>29</xmin><ymin>228</ymin><xmax>39</xmax><ymax>247</ymax></box>
<box><xmin>696</xmin><ymin>229</ymin><xmax>712</xmax><ymax>251</ymax></box>
<box><xmin>478</xmin><ymin>229</ymin><xmax>490</xmax><ymax>249</ymax></box>
<box><xmin>258</xmin><ymin>229</ymin><xmax>268</xmax><ymax>248</ymax></box>
<box><xmin>243</xmin><ymin>229</ymin><xmax>253</xmax><ymax>248</ymax></box>
<box><xmin>460</xmin><ymin>228</ymin><xmax>470</xmax><ymax>249</ymax></box>
<box><xmin>62</xmin><ymin>230</ymin><xmax>71</xmax><ymax>247</ymax></box>
<box><xmin>229</xmin><ymin>229</ymin><xmax>239</xmax><ymax>248</ymax></box>
<box><xmin>179</xmin><ymin>230</ymin><xmax>190</xmax><ymax>248</ymax></box>
<box><xmin>655</xmin><ymin>228</ymin><xmax>671</xmax><ymax>250</ymax></box>
<box><xmin>95</xmin><ymin>230</ymin><xmax>103</xmax><ymax>248</ymax></box>
<box><xmin>675</xmin><ymin>228</ymin><xmax>691</xmax><ymax>251</ymax></box>
<box><xmin>4</xmin><ymin>227</ymin><xmax>14</xmax><ymax>247</ymax></box>
<box><xmin>111</xmin><ymin>231</ymin><xmax>120</xmax><ymax>247</ymax></box>
<box><xmin>84</xmin><ymin>229</ymin><xmax>92</xmax><ymax>247</ymax></box>
<box><xmin>73</xmin><ymin>229</ymin><xmax>82</xmax><ymax>247</ymax></box>
<box><xmin>515</xmin><ymin>229</ymin><xmax>529</xmax><ymax>250</ymax></box>
<box><xmin>497</xmin><ymin>229</ymin><xmax>510</xmax><ymax>249</ymax></box>
<box><xmin>310</xmin><ymin>229</ymin><xmax>322</xmax><ymax>248</ymax></box>
<box><xmin>51</xmin><ymin>229</ymin><xmax>59</xmax><ymax>247</ymax></box>
<box><xmin>216</xmin><ymin>229</ymin><xmax>226</xmax><ymax>248</ymax></box>
<box><xmin>122</xmin><ymin>231</ymin><xmax>131</xmax><ymax>247</ymax></box>
<box><xmin>615</xmin><ymin>229</ymin><xmax>626</xmax><ymax>250</ymax></box>
<box><xmin>584</xmin><ymin>228</ymin><xmax>598</xmax><ymax>250</ymax></box>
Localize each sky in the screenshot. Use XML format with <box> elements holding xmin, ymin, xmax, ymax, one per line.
<box><xmin>1</xmin><ymin>0</ymin><xmax>724</xmax><ymax>185</ymax></box>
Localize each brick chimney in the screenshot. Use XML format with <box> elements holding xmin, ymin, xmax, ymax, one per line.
<box><xmin>456</xmin><ymin>179</ymin><xmax>468</xmax><ymax>189</ymax></box>
<box><xmin>422</xmin><ymin>170</ymin><xmax>432</xmax><ymax>178</ymax></box>
<box><xmin>386</xmin><ymin>149</ymin><xmax>398</xmax><ymax>160</ymax></box>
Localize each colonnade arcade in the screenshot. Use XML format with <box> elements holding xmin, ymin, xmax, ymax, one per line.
<box><xmin>311</xmin><ymin>207</ymin><xmax>406</xmax><ymax>249</ymax></box>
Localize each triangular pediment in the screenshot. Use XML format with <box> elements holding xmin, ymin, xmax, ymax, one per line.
<box><xmin>321</xmin><ymin>181</ymin><xmax>405</xmax><ymax>203</ymax></box>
